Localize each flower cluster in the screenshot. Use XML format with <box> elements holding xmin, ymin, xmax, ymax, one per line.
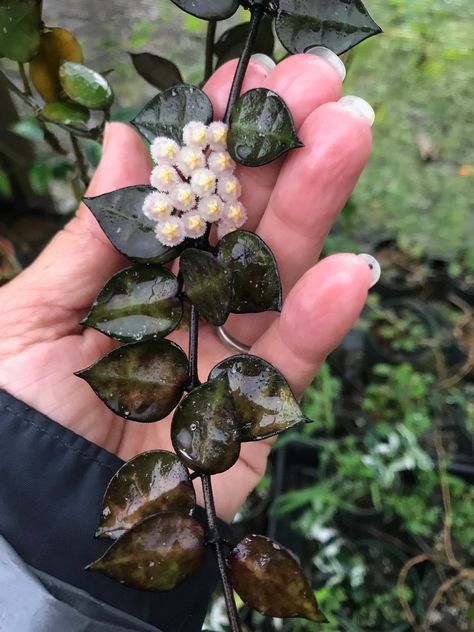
<box><xmin>142</xmin><ymin>122</ymin><xmax>247</xmax><ymax>247</ymax></box>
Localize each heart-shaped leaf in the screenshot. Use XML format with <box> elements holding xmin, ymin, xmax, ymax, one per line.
<box><xmin>170</xmin><ymin>0</ymin><xmax>239</xmax><ymax>21</ymax></box>
<box><xmin>275</xmin><ymin>0</ymin><xmax>382</xmax><ymax>56</ymax></box>
<box><xmin>215</xmin><ymin>16</ymin><xmax>275</xmax><ymax>68</ymax></box>
<box><xmin>228</xmin><ymin>534</ymin><xmax>326</xmax><ymax>622</ymax></box>
<box><xmin>83</xmin><ymin>265</ymin><xmax>183</xmax><ymax>343</ymax></box>
<box><xmin>217</xmin><ymin>230</ymin><xmax>282</xmax><ymax>313</ymax></box>
<box><xmin>171</xmin><ymin>375</ymin><xmax>241</xmax><ymax>474</ymax></box>
<box><xmin>130</xmin><ymin>52</ymin><xmax>183</xmax><ymax>91</ymax></box>
<box><xmin>228</xmin><ymin>88</ymin><xmax>303</xmax><ymax>167</ymax></box>
<box><xmin>42</xmin><ymin>101</ymin><xmax>89</xmax><ymax>125</ymax></box>
<box><xmin>83</xmin><ymin>185</ymin><xmax>187</xmax><ymax>264</ymax></box>
<box><xmin>88</xmin><ymin>512</ymin><xmax>205</xmax><ymax>591</ymax></box>
<box><xmin>76</xmin><ymin>340</ymin><xmax>189</xmax><ymax>422</ymax></box>
<box><xmin>209</xmin><ymin>354</ymin><xmax>310</xmax><ymax>441</ymax></box>
<box><xmin>59</xmin><ymin>61</ymin><xmax>114</xmax><ymax>110</ymax></box>
<box><xmin>96</xmin><ymin>451</ymin><xmax>195</xmax><ymax>540</ymax></box>
<box><xmin>30</xmin><ymin>27</ymin><xmax>83</xmax><ymax>102</ymax></box>
<box><xmin>180</xmin><ymin>248</ymin><xmax>233</xmax><ymax>326</ymax></box>
<box><xmin>0</xmin><ymin>0</ymin><xmax>41</xmax><ymax>62</ymax></box>
<box><xmin>131</xmin><ymin>84</ymin><xmax>213</xmax><ymax>144</ymax></box>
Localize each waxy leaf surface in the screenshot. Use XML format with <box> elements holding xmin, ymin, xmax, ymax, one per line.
<box><xmin>88</xmin><ymin>512</ymin><xmax>205</xmax><ymax>591</ymax></box>
<box><xmin>209</xmin><ymin>354</ymin><xmax>310</xmax><ymax>441</ymax></box>
<box><xmin>215</xmin><ymin>16</ymin><xmax>275</xmax><ymax>67</ymax></box>
<box><xmin>170</xmin><ymin>0</ymin><xmax>238</xmax><ymax>21</ymax></box>
<box><xmin>83</xmin><ymin>265</ymin><xmax>182</xmax><ymax>343</ymax></box>
<box><xmin>96</xmin><ymin>451</ymin><xmax>195</xmax><ymax>540</ymax></box>
<box><xmin>180</xmin><ymin>248</ymin><xmax>233</xmax><ymax>326</ymax></box>
<box><xmin>132</xmin><ymin>84</ymin><xmax>213</xmax><ymax>144</ymax></box>
<box><xmin>59</xmin><ymin>61</ymin><xmax>114</xmax><ymax>110</ymax></box>
<box><xmin>76</xmin><ymin>341</ymin><xmax>188</xmax><ymax>423</ymax></box>
<box><xmin>217</xmin><ymin>230</ymin><xmax>282</xmax><ymax>313</ymax></box>
<box><xmin>228</xmin><ymin>535</ymin><xmax>326</xmax><ymax>622</ymax></box>
<box><xmin>42</xmin><ymin>101</ymin><xmax>89</xmax><ymax>125</ymax></box>
<box><xmin>171</xmin><ymin>375</ymin><xmax>241</xmax><ymax>474</ymax></box>
<box><xmin>276</xmin><ymin>0</ymin><xmax>382</xmax><ymax>56</ymax></box>
<box><xmin>0</xmin><ymin>0</ymin><xmax>41</xmax><ymax>62</ymax></box>
<box><xmin>83</xmin><ymin>185</ymin><xmax>187</xmax><ymax>263</ymax></box>
<box><xmin>130</xmin><ymin>52</ymin><xmax>183</xmax><ymax>91</ymax></box>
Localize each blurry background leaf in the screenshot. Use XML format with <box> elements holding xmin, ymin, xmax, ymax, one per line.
<box><xmin>227</xmin><ymin>88</ymin><xmax>303</xmax><ymax>167</ymax></box>
<box><xmin>96</xmin><ymin>451</ymin><xmax>196</xmax><ymax>540</ymax></box>
<box><xmin>83</xmin><ymin>265</ymin><xmax>183</xmax><ymax>343</ymax></box>
<box><xmin>130</xmin><ymin>52</ymin><xmax>183</xmax><ymax>90</ymax></box>
<box><xmin>0</xmin><ymin>0</ymin><xmax>42</xmax><ymax>62</ymax></box>
<box><xmin>59</xmin><ymin>61</ymin><xmax>114</xmax><ymax>110</ymax></box>
<box><xmin>170</xmin><ymin>0</ymin><xmax>239</xmax><ymax>21</ymax></box>
<box><xmin>214</xmin><ymin>16</ymin><xmax>275</xmax><ymax>67</ymax></box>
<box><xmin>10</xmin><ymin>116</ymin><xmax>43</xmax><ymax>142</ymax></box>
<box><xmin>30</xmin><ymin>27</ymin><xmax>83</xmax><ymax>102</ymax></box>
<box><xmin>76</xmin><ymin>340</ymin><xmax>189</xmax><ymax>422</ymax></box>
<box><xmin>88</xmin><ymin>512</ymin><xmax>205</xmax><ymax>591</ymax></box>
<box><xmin>42</xmin><ymin>101</ymin><xmax>89</xmax><ymax>125</ymax></box>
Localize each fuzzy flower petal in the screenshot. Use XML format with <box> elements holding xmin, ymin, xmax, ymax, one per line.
<box><xmin>198</xmin><ymin>195</ymin><xmax>224</xmax><ymax>222</ymax></box>
<box><xmin>222</xmin><ymin>201</ymin><xmax>248</xmax><ymax>228</ymax></box>
<box><xmin>182</xmin><ymin>212</ymin><xmax>207</xmax><ymax>239</ymax></box>
<box><xmin>150</xmin><ymin>137</ymin><xmax>180</xmax><ymax>165</ymax></box>
<box><xmin>208</xmin><ymin>122</ymin><xmax>228</xmax><ymax>150</ymax></box>
<box><xmin>150</xmin><ymin>164</ymin><xmax>179</xmax><ymax>192</ymax></box>
<box><xmin>217</xmin><ymin>174</ymin><xmax>241</xmax><ymax>202</ymax></box>
<box><xmin>170</xmin><ymin>182</ymin><xmax>196</xmax><ymax>212</ymax></box>
<box><xmin>176</xmin><ymin>146</ymin><xmax>206</xmax><ymax>177</ymax></box>
<box><xmin>216</xmin><ymin>221</ymin><xmax>238</xmax><ymax>241</ymax></box>
<box><xmin>143</xmin><ymin>191</ymin><xmax>172</xmax><ymax>221</ymax></box>
<box><xmin>183</xmin><ymin>122</ymin><xmax>209</xmax><ymax>149</ymax></box>
<box><xmin>191</xmin><ymin>168</ymin><xmax>217</xmax><ymax>197</ymax></box>
<box><xmin>208</xmin><ymin>150</ymin><xmax>235</xmax><ymax>175</ymax></box>
<box><xmin>155</xmin><ymin>217</ymin><xmax>185</xmax><ymax>247</ymax></box>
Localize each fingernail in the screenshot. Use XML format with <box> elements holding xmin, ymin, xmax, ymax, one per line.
<box><xmin>358</xmin><ymin>254</ymin><xmax>381</xmax><ymax>288</ymax></box>
<box><xmin>250</xmin><ymin>53</ymin><xmax>276</xmax><ymax>74</ymax></box>
<box><xmin>339</xmin><ymin>96</ymin><xmax>375</xmax><ymax>126</ymax></box>
<box><xmin>305</xmin><ymin>46</ymin><xmax>346</xmax><ymax>81</ymax></box>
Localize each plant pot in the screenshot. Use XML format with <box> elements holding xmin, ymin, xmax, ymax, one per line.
<box><xmin>372</xmin><ymin>239</ymin><xmax>429</xmax><ymax>300</ymax></box>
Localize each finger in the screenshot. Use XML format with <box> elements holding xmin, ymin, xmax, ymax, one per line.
<box><xmin>17</xmin><ymin>123</ymin><xmax>151</xmax><ymax>312</ymax></box>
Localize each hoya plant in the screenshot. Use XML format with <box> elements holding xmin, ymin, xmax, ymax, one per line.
<box><xmin>3</xmin><ymin>0</ymin><xmax>381</xmax><ymax>629</ymax></box>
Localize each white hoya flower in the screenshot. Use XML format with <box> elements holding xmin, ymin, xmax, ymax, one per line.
<box><xmin>143</xmin><ymin>191</ymin><xmax>172</xmax><ymax>221</ymax></box>
<box><xmin>216</xmin><ymin>221</ymin><xmax>238</xmax><ymax>241</ymax></box>
<box><xmin>208</xmin><ymin>122</ymin><xmax>228</xmax><ymax>150</ymax></box>
<box><xmin>155</xmin><ymin>216</ymin><xmax>185</xmax><ymax>247</ymax></box>
<box><xmin>222</xmin><ymin>201</ymin><xmax>248</xmax><ymax>228</ymax></box>
<box><xmin>191</xmin><ymin>168</ymin><xmax>217</xmax><ymax>197</ymax></box>
<box><xmin>182</xmin><ymin>212</ymin><xmax>207</xmax><ymax>239</ymax></box>
<box><xmin>170</xmin><ymin>182</ymin><xmax>196</xmax><ymax>212</ymax></box>
<box><xmin>150</xmin><ymin>164</ymin><xmax>179</xmax><ymax>192</ymax></box>
<box><xmin>208</xmin><ymin>150</ymin><xmax>235</xmax><ymax>175</ymax></box>
<box><xmin>182</xmin><ymin>121</ymin><xmax>209</xmax><ymax>149</ymax></box>
<box><xmin>198</xmin><ymin>195</ymin><xmax>224</xmax><ymax>222</ymax></box>
<box><xmin>217</xmin><ymin>174</ymin><xmax>241</xmax><ymax>202</ymax></box>
<box><xmin>150</xmin><ymin>137</ymin><xmax>180</xmax><ymax>165</ymax></box>
<box><xmin>176</xmin><ymin>146</ymin><xmax>205</xmax><ymax>177</ymax></box>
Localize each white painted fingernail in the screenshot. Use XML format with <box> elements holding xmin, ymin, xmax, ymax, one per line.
<box><xmin>358</xmin><ymin>254</ymin><xmax>381</xmax><ymax>288</ymax></box>
<box><xmin>250</xmin><ymin>54</ymin><xmax>276</xmax><ymax>73</ymax></box>
<box><xmin>305</xmin><ymin>46</ymin><xmax>346</xmax><ymax>81</ymax></box>
<box><xmin>339</xmin><ymin>96</ymin><xmax>375</xmax><ymax>126</ymax></box>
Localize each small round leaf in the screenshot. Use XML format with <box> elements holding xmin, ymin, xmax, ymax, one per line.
<box><xmin>42</xmin><ymin>101</ymin><xmax>89</xmax><ymax>125</ymax></box>
<box><xmin>228</xmin><ymin>535</ymin><xmax>326</xmax><ymax>622</ymax></box>
<box><xmin>76</xmin><ymin>340</ymin><xmax>189</xmax><ymax>423</ymax></box>
<box><xmin>0</xmin><ymin>0</ymin><xmax>41</xmax><ymax>62</ymax></box>
<box><xmin>171</xmin><ymin>375</ymin><xmax>241</xmax><ymax>474</ymax></box>
<box><xmin>170</xmin><ymin>0</ymin><xmax>239</xmax><ymax>21</ymax></box>
<box><xmin>83</xmin><ymin>265</ymin><xmax>183</xmax><ymax>343</ymax></box>
<box><xmin>96</xmin><ymin>451</ymin><xmax>195</xmax><ymax>540</ymax></box>
<box><xmin>88</xmin><ymin>512</ymin><xmax>205</xmax><ymax>591</ymax></box>
<box><xmin>130</xmin><ymin>52</ymin><xmax>183</xmax><ymax>91</ymax></box>
<box><xmin>217</xmin><ymin>230</ymin><xmax>282</xmax><ymax>313</ymax></box>
<box><xmin>59</xmin><ymin>61</ymin><xmax>114</xmax><ymax>110</ymax></box>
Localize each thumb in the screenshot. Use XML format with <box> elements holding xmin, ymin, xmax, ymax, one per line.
<box><xmin>19</xmin><ymin>123</ymin><xmax>151</xmax><ymax>310</ymax></box>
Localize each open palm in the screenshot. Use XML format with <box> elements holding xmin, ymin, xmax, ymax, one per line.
<box><xmin>0</xmin><ymin>54</ymin><xmax>373</xmax><ymax>522</ymax></box>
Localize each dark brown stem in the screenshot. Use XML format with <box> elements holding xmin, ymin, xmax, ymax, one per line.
<box><xmin>202</xmin><ymin>475</ymin><xmax>242</xmax><ymax>632</ymax></box>
<box><xmin>70</xmin><ymin>134</ymin><xmax>91</xmax><ymax>187</ymax></box>
<box><xmin>187</xmin><ymin>305</ymin><xmax>201</xmax><ymax>390</ymax></box>
<box><xmin>204</xmin><ymin>20</ymin><xmax>217</xmax><ymax>82</ymax></box>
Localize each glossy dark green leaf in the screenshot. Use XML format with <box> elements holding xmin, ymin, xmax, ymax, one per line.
<box><xmin>131</xmin><ymin>84</ymin><xmax>213</xmax><ymax>144</ymax></box>
<box><xmin>83</xmin><ymin>185</ymin><xmax>187</xmax><ymax>264</ymax></box>
<box><xmin>217</xmin><ymin>230</ymin><xmax>282</xmax><ymax>313</ymax></box>
<box><xmin>96</xmin><ymin>451</ymin><xmax>195</xmax><ymax>540</ymax></box>
<box><xmin>228</xmin><ymin>534</ymin><xmax>326</xmax><ymax>622</ymax></box>
<box><xmin>0</xmin><ymin>0</ymin><xmax>41</xmax><ymax>62</ymax></box>
<box><xmin>228</xmin><ymin>88</ymin><xmax>303</xmax><ymax>167</ymax></box>
<box><xmin>83</xmin><ymin>265</ymin><xmax>182</xmax><ymax>343</ymax></box>
<box><xmin>275</xmin><ymin>0</ymin><xmax>382</xmax><ymax>56</ymax></box>
<box><xmin>130</xmin><ymin>52</ymin><xmax>183</xmax><ymax>90</ymax></box>
<box><xmin>41</xmin><ymin>101</ymin><xmax>90</xmax><ymax>125</ymax></box>
<box><xmin>59</xmin><ymin>61</ymin><xmax>114</xmax><ymax>110</ymax></box>
<box><xmin>180</xmin><ymin>248</ymin><xmax>233</xmax><ymax>326</ymax></box>
<box><xmin>76</xmin><ymin>340</ymin><xmax>188</xmax><ymax>423</ymax></box>
<box><xmin>171</xmin><ymin>375</ymin><xmax>241</xmax><ymax>474</ymax></box>
<box><xmin>170</xmin><ymin>0</ymin><xmax>238</xmax><ymax>20</ymax></box>
<box><xmin>209</xmin><ymin>354</ymin><xmax>310</xmax><ymax>441</ymax></box>
<box><xmin>215</xmin><ymin>16</ymin><xmax>275</xmax><ymax>67</ymax></box>
<box><xmin>88</xmin><ymin>512</ymin><xmax>205</xmax><ymax>591</ymax></box>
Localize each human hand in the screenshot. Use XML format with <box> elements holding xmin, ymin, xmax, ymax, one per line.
<box><xmin>0</xmin><ymin>54</ymin><xmax>374</xmax><ymax>522</ymax></box>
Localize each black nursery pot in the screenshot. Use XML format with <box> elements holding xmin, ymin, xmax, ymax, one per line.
<box><xmin>372</xmin><ymin>239</ymin><xmax>428</xmax><ymax>299</ymax></box>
